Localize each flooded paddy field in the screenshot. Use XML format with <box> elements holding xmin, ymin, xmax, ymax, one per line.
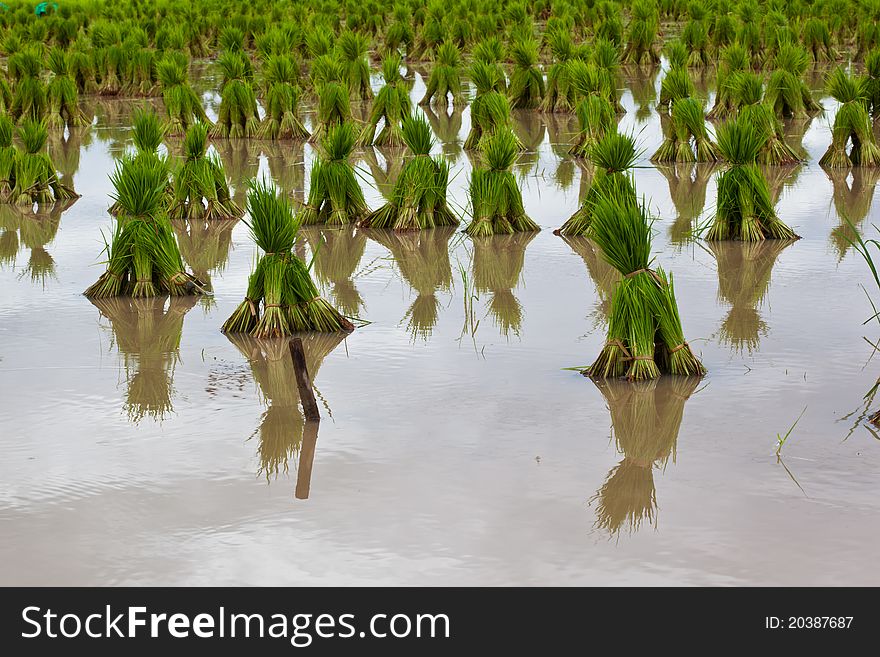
<box><xmin>1</xmin><ymin>66</ymin><xmax>879</xmax><ymax>586</ymax></box>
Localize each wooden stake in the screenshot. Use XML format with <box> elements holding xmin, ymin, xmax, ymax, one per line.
<box><xmin>295</xmin><ymin>420</ymin><xmax>320</xmax><ymax>500</ymax></box>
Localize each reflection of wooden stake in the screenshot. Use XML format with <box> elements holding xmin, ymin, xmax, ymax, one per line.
<box><xmin>296</xmin><ymin>420</ymin><xmax>320</xmax><ymax>500</ymax></box>
<box><xmin>289</xmin><ymin>337</ymin><xmax>320</xmax><ymax>421</ymax></box>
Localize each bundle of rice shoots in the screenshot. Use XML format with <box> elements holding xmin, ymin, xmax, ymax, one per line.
<box><xmin>336</xmin><ymin>31</ymin><xmax>373</xmax><ymax>101</ymax></box>
<box><xmin>819</xmin><ymin>68</ymin><xmax>880</xmax><ymax>169</ymax></box>
<box><xmin>358</xmin><ymin>54</ymin><xmax>411</xmax><ymax>147</ymax></box>
<box><xmin>210</xmin><ymin>51</ymin><xmax>260</xmax><ymax>139</ymax></box>
<box><xmin>764</xmin><ymin>43</ymin><xmax>822</xmax><ymax>118</ymax></box>
<box><xmin>170</xmin><ymin>122</ymin><xmax>241</xmax><ymax>221</ymax></box>
<box><xmin>707</xmin><ymin>43</ymin><xmax>750</xmax><ymax>119</ymax></box>
<box><xmin>300</xmin><ymin>122</ymin><xmax>368</xmax><ymax>226</ymax></box>
<box><xmin>257</xmin><ymin>55</ymin><xmax>309</xmax><ymax>141</ymax></box>
<box><xmin>540</xmin><ymin>30</ymin><xmax>578</xmax><ymax>113</ymax></box>
<box><xmin>731</xmin><ymin>72</ymin><xmax>803</xmax><ymax>165</ymax></box>
<box><xmin>157</xmin><ymin>54</ymin><xmax>211</xmax><ymax>135</ymax></box>
<box><xmin>11</xmin><ymin>119</ymin><xmax>79</xmax><ymax>205</ymax></box>
<box><xmin>8</xmin><ymin>48</ymin><xmax>49</xmax><ymax>124</ymax></box>
<box><xmin>46</xmin><ymin>48</ymin><xmax>89</xmax><ymax>130</ymax></box>
<box><xmin>651</xmin><ymin>97</ymin><xmax>719</xmax><ymax>163</ymax></box>
<box><xmin>507</xmin><ymin>37</ymin><xmax>545</xmax><ymax>110</ymax></box>
<box><xmin>109</xmin><ymin>108</ymin><xmax>171</xmax><ymax>215</ymax></box>
<box><xmin>463</xmin><ymin>60</ymin><xmax>516</xmax><ymax>150</ymax></box>
<box><xmin>419</xmin><ymin>42</ymin><xmax>463</xmax><ymax>108</ymax></box>
<box><xmin>569</xmin><ymin>94</ymin><xmax>616</xmax><ymax>159</ymax></box>
<box><xmin>622</xmin><ymin>0</ymin><xmax>661</xmax><ymax>65</ymax></box>
<box><xmin>308</xmin><ymin>56</ymin><xmax>353</xmax><ymax>144</ymax></box>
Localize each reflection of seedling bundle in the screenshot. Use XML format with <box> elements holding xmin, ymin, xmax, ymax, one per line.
<box><xmin>707</xmin><ymin>43</ymin><xmax>749</xmax><ymax>119</ymax></box>
<box><xmin>47</xmin><ymin>127</ymin><xmax>86</xmax><ymax>190</ymax></box>
<box><xmin>463</xmin><ymin>60</ymin><xmax>516</xmax><ymax>151</ymax></box>
<box><xmin>819</xmin><ymin>68</ymin><xmax>880</xmax><ymax>169</ymax></box>
<box><xmin>466</xmin><ymin>128</ymin><xmax>539</xmax><ymax>236</ymax></box>
<box><xmin>764</xmin><ymin>43</ymin><xmax>822</xmax><ymax>118</ymax></box>
<box><xmin>507</xmin><ymin>37</ymin><xmax>544</xmax><ymax>110</ymax></box>
<box><xmin>730</xmin><ymin>72</ymin><xmax>802</xmax><ymax>165</ymax></box>
<box><xmin>360</xmin><ymin>146</ymin><xmax>404</xmax><ymax>202</ymax></box>
<box><xmin>172</xmin><ymin>216</ymin><xmax>238</xmax><ymax>297</ymax></box>
<box><xmin>419</xmin><ymin>43</ymin><xmax>463</xmax><ymax>108</ymax></box>
<box><xmin>157</xmin><ymin>53</ymin><xmax>211</xmax><ymax>135</ymax></box>
<box><xmin>10</xmin><ymin>200</ymin><xmax>72</xmax><ymax>284</ymax></box>
<box><xmin>471</xmin><ymin>231</ymin><xmax>536</xmax><ymax>337</ymax></box>
<box><xmin>92</xmin><ymin>296</ymin><xmax>197</xmax><ymax>423</ymax></box>
<box><xmin>336</xmin><ymin>31</ymin><xmax>373</xmax><ymax>101</ymax></box>
<box><xmin>708</xmin><ymin>239</ymin><xmax>794</xmax><ymax>352</ymax></box>
<box><xmin>362</xmin><ymin>114</ymin><xmax>458</xmax><ymax>231</ymax></box>
<box><xmin>257</xmin><ymin>55</ymin><xmax>309</xmax><ymax>141</ymax></box>
<box><xmin>210</xmin><ymin>51</ymin><xmax>260</xmax><ymax>139</ymax></box>
<box><xmin>557</xmin><ymin>131</ymin><xmax>638</xmax><ymax>237</ymax></box>
<box><xmin>263</xmin><ymin>139</ymin><xmax>306</xmax><ymax>203</ymax></box>
<box><xmin>706</xmin><ymin>117</ymin><xmax>799</xmax><ymax>241</ymax></box>
<box><xmin>591</xmin><ymin>376</ymin><xmax>699</xmax><ymax>536</ymax></box>
<box><xmin>651</xmin><ymin>97</ymin><xmax>720</xmax><ymax>163</ymax></box>
<box><xmin>586</xmin><ymin>197</ymin><xmax>705</xmax><ymax>380</ymax></box>
<box><xmin>228</xmin><ymin>333</ymin><xmax>344</xmax><ymax>481</ymax></box>
<box><xmin>367</xmin><ymin>227</ymin><xmax>454</xmax><ymax>340</ymax></box>
<box><xmin>658</xmin><ymin>162</ymin><xmax>716</xmax><ymax>243</ymax></box>
<box><xmin>308</xmin><ymin>56</ymin><xmax>354</xmax><ymax>143</ymax></box>
<box><xmin>300</xmin><ymin>123</ymin><xmax>368</xmax><ymax>226</ymax></box>
<box><xmin>828</xmin><ymin>167</ymin><xmax>880</xmax><ymax>260</ymax></box>
<box><xmin>46</xmin><ymin>48</ymin><xmax>89</xmax><ymax>130</ymax></box>
<box><xmin>302</xmin><ymin>225</ymin><xmax>367</xmax><ymax>318</ymax></box>
<box><xmin>423</xmin><ymin>104</ymin><xmax>463</xmax><ymax>163</ymax></box>
<box><xmin>622</xmin><ymin>0</ymin><xmax>661</xmax><ymax>65</ymax></box>
<box><xmin>0</xmin><ymin>205</ymin><xmax>20</xmax><ymax>265</ymax></box>
<box><xmin>11</xmin><ymin>119</ymin><xmax>79</xmax><ymax>205</ymax></box>
<box><xmin>358</xmin><ymin>54</ymin><xmax>411</xmax><ymax>147</ymax></box>
<box><xmin>213</xmin><ymin>138</ymin><xmax>259</xmax><ymax>208</ymax></box>
<box><xmin>560</xmin><ymin>235</ymin><xmax>621</xmax><ymax>325</ymax></box>
<box><xmin>8</xmin><ymin>47</ymin><xmax>48</xmax><ymax>123</ymax></box>
<box><xmin>84</xmin><ymin>156</ymin><xmax>204</xmax><ymax>298</ymax></box>
<box><xmin>170</xmin><ymin>122</ymin><xmax>241</xmax><ymax>221</ymax></box>
<box><xmin>222</xmin><ymin>180</ymin><xmax>355</xmax><ymax>337</ymax></box>
<box><xmin>625</xmin><ymin>63</ymin><xmax>658</xmax><ymax>121</ymax></box>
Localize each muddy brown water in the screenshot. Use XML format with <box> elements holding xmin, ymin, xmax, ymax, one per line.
<box><xmin>1</xmin><ymin>64</ymin><xmax>879</xmax><ymax>585</ymax></box>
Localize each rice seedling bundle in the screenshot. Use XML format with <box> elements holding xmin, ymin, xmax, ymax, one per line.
<box><xmin>170</xmin><ymin>122</ymin><xmax>241</xmax><ymax>221</ymax></box>
<box><xmin>358</xmin><ymin>54</ymin><xmax>411</xmax><ymax>147</ymax></box>
<box><xmin>657</xmin><ymin>65</ymin><xmax>695</xmax><ymax>113</ymax></box>
<box><xmin>109</xmin><ymin>109</ymin><xmax>171</xmax><ymax>215</ymax></box>
<box><xmin>681</xmin><ymin>4</ymin><xmax>710</xmax><ymax>67</ymax></box>
<box><xmin>8</xmin><ymin>48</ymin><xmax>48</xmax><ymax>124</ymax></box>
<box><xmin>622</xmin><ymin>0</ymin><xmax>661</xmax><ymax>65</ymax></box>
<box><xmin>10</xmin><ymin>119</ymin><xmax>78</xmax><ymax>205</ymax></box>
<box><xmin>222</xmin><ymin>180</ymin><xmax>354</xmax><ymax>337</ymax></box>
<box><xmin>309</xmin><ymin>56</ymin><xmax>353</xmax><ymax>144</ymax></box>
<box><xmin>384</xmin><ymin>14</ymin><xmax>414</xmax><ymax>57</ymax></box>
<box><xmin>731</xmin><ymin>72</ymin><xmax>802</xmax><ymax>166</ymax></box>
<box><xmin>540</xmin><ymin>30</ymin><xmax>578</xmax><ymax>114</ymax></box>
<box><xmin>99</xmin><ymin>45</ymin><xmax>127</xmax><ymax>96</ymax></box>
<box><xmin>361</xmin><ymin>114</ymin><xmax>458</xmax><ymax>231</ymax></box>
<box><xmin>585</xmin><ymin>196</ymin><xmax>705</xmax><ymax>380</ymax></box>
<box><xmin>0</xmin><ymin>116</ymin><xmax>16</xmax><ymax>202</ymax></box>
<box><xmin>470</xmin><ymin>229</ymin><xmax>535</xmax><ymax>336</ymax></box>
<box><xmin>819</xmin><ymin>68</ymin><xmax>880</xmax><ymax>168</ymax></box>
<box><xmin>569</xmin><ymin>93</ymin><xmax>616</xmax><ymax>159</ymax></box>
<box><xmin>472</xmin><ymin>37</ymin><xmax>506</xmax><ymax>84</ymax></box>
<box><xmin>409</xmin><ymin>15</ymin><xmax>445</xmax><ymax>61</ymax></box>
<box><xmin>466</xmin><ymin>127</ymin><xmax>538</xmax><ymax>237</ymax></box>
<box><xmin>125</xmin><ymin>48</ymin><xmax>160</xmax><ymax>97</ymax></box>
<box><xmin>802</xmin><ymin>17</ymin><xmax>836</xmax><ymax>61</ymax></box>
<box><xmin>211</xmin><ymin>51</ymin><xmax>260</xmax><ymax>139</ymax></box>
<box><xmin>0</xmin><ymin>68</ymin><xmax>12</xmax><ymax>116</ymax></box>
<box><xmin>335</xmin><ymin>31</ymin><xmax>372</xmax><ymax>101</ymax></box>
<box><xmin>866</xmin><ymin>50</ymin><xmax>880</xmax><ymax>118</ymax></box>
<box><xmin>420</xmin><ymin>42</ymin><xmax>463</xmax><ymax>108</ymax></box>
<box><xmin>301</xmin><ymin>122</ymin><xmax>368</xmax><ymax>226</ymax></box>
<box><xmin>157</xmin><ymin>53</ymin><xmax>210</xmax><ymax>135</ymax></box>
<box><xmin>590</xmin><ymin>377</ymin><xmax>699</xmax><ymax>536</ymax></box>
<box><xmin>84</xmin><ymin>155</ymin><xmax>203</xmax><ymax>299</ymax></box>
<box><xmin>45</xmin><ymin>48</ymin><xmax>89</xmax><ymax>130</ymax></box>
<box><xmin>706</xmin><ymin>117</ymin><xmax>799</xmax><ymax>241</ymax></box>
<box><xmin>764</xmin><ymin>43</ymin><xmax>821</xmax><ymax>119</ymax></box>
<box><xmin>710</xmin><ymin>9</ymin><xmax>738</xmax><ymax>51</ymax></box>
<box><xmin>567</xmin><ymin>56</ymin><xmax>622</xmax><ymax>116</ymax></box>
<box><xmin>651</xmin><ymin>97</ymin><xmax>720</xmax><ymax>163</ymax></box>
<box><xmin>257</xmin><ymin>55</ymin><xmax>310</xmax><ymax>141</ymax></box>
<box><xmin>507</xmin><ymin>37</ymin><xmax>545</xmax><ymax>110</ymax></box>
<box><xmin>556</xmin><ymin>130</ymin><xmax>639</xmax><ymax>237</ymax></box>
<box><xmin>463</xmin><ymin>60</ymin><xmax>515</xmax><ymax>151</ymax></box>
<box><xmin>69</xmin><ymin>40</ymin><xmax>99</xmax><ymax>96</ymax></box>
<box><xmin>707</xmin><ymin>43</ymin><xmax>749</xmax><ymax>119</ymax></box>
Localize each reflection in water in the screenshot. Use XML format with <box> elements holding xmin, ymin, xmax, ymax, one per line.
<box><xmin>227</xmin><ymin>334</ymin><xmax>346</xmax><ymax>497</ymax></box>
<box><xmin>471</xmin><ymin>232</ymin><xmax>536</xmax><ymax>337</ymax></box>
<box><xmin>92</xmin><ymin>296</ymin><xmax>197</xmax><ymax>423</ymax></box>
<box><xmin>657</xmin><ymin>162</ymin><xmax>716</xmax><ymax>244</ymax></box>
<box><xmin>86</xmin><ymin>97</ymin><xmax>163</xmax><ymax>157</ymax></box>
<box><xmin>423</xmin><ymin>103</ymin><xmax>463</xmax><ymax>163</ymax></box>
<box><xmin>511</xmin><ymin>109</ymin><xmax>544</xmax><ymax>177</ymax></box>
<box><xmin>47</xmin><ymin>128</ymin><xmax>89</xmax><ymax>187</ymax></box>
<box><xmin>828</xmin><ymin>167</ymin><xmax>880</xmax><ymax>260</ymax></box>
<box><xmin>708</xmin><ymin>240</ymin><xmax>795</xmax><ymax>353</ymax></box>
<box><xmin>301</xmin><ymin>226</ymin><xmax>367</xmax><ymax>318</ymax></box>
<box><xmin>0</xmin><ymin>201</ymin><xmax>74</xmax><ymax>285</ymax></box>
<box><xmin>366</xmin><ymin>227</ymin><xmax>455</xmax><ymax>340</ymax></box>
<box><xmin>263</xmin><ymin>140</ymin><xmax>306</xmax><ymax>205</ymax></box>
<box><xmin>560</xmin><ymin>235</ymin><xmax>620</xmax><ymax>328</ymax></box>
<box><xmin>782</xmin><ymin>116</ymin><xmax>815</xmax><ymax>161</ymax></box>
<box><xmin>213</xmin><ymin>139</ymin><xmax>260</xmax><ymax>207</ymax></box>
<box><xmin>360</xmin><ymin>146</ymin><xmax>406</xmax><ymax>201</ymax></box>
<box><xmin>545</xmin><ymin>113</ymin><xmax>580</xmax><ymax>191</ymax></box>
<box><xmin>172</xmin><ymin>217</ymin><xmax>239</xmax><ymax>307</ymax></box>
<box><xmin>622</xmin><ymin>64</ymin><xmax>659</xmax><ymax>122</ymax></box>
<box><xmin>591</xmin><ymin>377</ymin><xmax>700</xmax><ymax>537</ymax></box>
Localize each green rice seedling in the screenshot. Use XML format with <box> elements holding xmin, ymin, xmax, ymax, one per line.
<box><xmin>309</xmin><ymin>56</ymin><xmax>353</xmax><ymax>144</ymax></box>
<box><xmin>569</xmin><ymin>93</ymin><xmax>616</xmax><ymax>159</ymax></box>
<box><xmin>85</xmin><ymin>155</ymin><xmax>202</xmax><ymax>298</ymax></box>
<box><xmin>557</xmin><ymin>130</ymin><xmax>639</xmax><ymax>236</ymax></box>
<box><xmin>706</xmin><ymin>117</ymin><xmax>799</xmax><ymax>241</ymax></box>
<box><xmin>465</xmin><ymin>127</ymin><xmax>539</xmax><ymax>236</ymax></box>
<box><xmin>764</xmin><ymin>43</ymin><xmax>821</xmax><ymax>118</ymax></box>
<box><xmin>507</xmin><ymin>37</ymin><xmax>544</xmax><ymax>110</ymax></box>
<box><xmin>707</xmin><ymin>43</ymin><xmax>749</xmax><ymax>119</ymax></box>
<box><xmin>590</xmin><ymin>376</ymin><xmax>699</xmax><ymax>536</ymax></box>
<box><xmin>855</xmin><ymin>8</ymin><xmax>880</xmax><ymax>61</ymax></box>
<box><xmin>731</xmin><ymin>72</ymin><xmax>802</xmax><ymax>166</ymax></box>
<box><xmin>8</xmin><ymin>47</ymin><xmax>48</xmax><ymax>124</ymax></box>
<box><xmin>358</xmin><ymin>54</ymin><xmax>411</xmax><ymax>147</ymax></box>
<box><xmin>802</xmin><ymin>17</ymin><xmax>836</xmax><ymax>62</ymax></box>
<box><xmin>223</xmin><ymin>180</ymin><xmax>354</xmax><ymax>336</ymax></box>
<box><xmin>419</xmin><ymin>42</ymin><xmax>463</xmax><ymax>108</ymax></box>
<box><xmin>157</xmin><ymin>53</ymin><xmax>210</xmax><ymax>135</ymax></box>
<box><xmin>664</xmin><ymin>40</ymin><xmax>689</xmax><ymax>71</ymax></box>
<box><xmin>681</xmin><ymin>4</ymin><xmax>710</xmax><ymax>67</ymax></box>
<box><xmin>301</xmin><ymin>122</ymin><xmax>368</xmax><ymax>226</ymax></box>
<box><xmin>170</xmin><ymin>122</ymin><xmax>241</xmax><ymax>221</ymax></box>
<box><xmin>11</xmin><ymin>119</ymin><xmax>78</xmax><ymax>205</ymax></box>
<box><xmin>109</xmin><ymin>108</ymin><xmax>170</xmax><ymax>215</ymax></box>
<box><xmin>623</xmin><ymin>0</ymin><xmax>661</xmax><ymax>65</ymax></box>
<box><xmin>472</xmin><ymin>36</ymin><xmax>506</xmax><ymax>78</ymax></box>
<box><xmin>540</xmin><ymin>30</ymin><xmax>577</xmax><ymax>114</ymax></box>
<box><xmin>46</xmin><ymin>47</ymin><xmax>89</xmax><ymax>130</ymax></box>
<box><xmin>464</xmin><ymin>66</ymin><xmax>519</xmax><ymax>151</ymax></box>
<box><xmin>409</xmin><ymin>15</ymin><xmax>445</xmax><ymax>62</ymax></box>
<box><xmin>211</xmin><ymin>51</ymin><xmax>260</xmax><ymax>139</ymax></box>
<box><xmin>0</xmin><ymin>116</ymin><xmax>16</xmax><ymax>202</ymax></box>
<box><xmin>657</xmin><ymin>66</ymin><xmax>695</xmax><ymax>113</ymax></box>
<box><xmin>866</xmin><ymin>50</ymin><xmax>880</xmax><ymax>118</ymax></box>
<box><xmin>361</xmin><ymin>113</ymin><xmax>458</xmax><ymax>231</ymax></box>
<box><xmin>125</xmin><ymin>48</ymin><xmax>159</xmax><ymax>97</ymax></box>
<box><xmin>383</xmin><ymin>15</ymin><xmax>414</xmax><ymax>58</ymax></box>
<box><xmin>99</xmin><ymin>44</ymin><xmax>127</xmax><ymax>96</ymax></box>
<box><xmin>653</xmin><ymin>97</ymin><xmax>720</xmax><ymax>163</ymax></box>
<box><xmin>585</xmin><ymin>196</ymin><xmax>705</xmax><ymax>380</ymax></box>
<box><xmin>820</xmin><ymin>68</ymin><xmax>880</xmax><ymax>169</ymax></box>
<box><xmin>257</xmin><ymin>55</ymin><xmax>310</xmax><ymax>141</ymax></box>
<box><xmin>567</xmin><ymin>57</ymin><xmax>622</xmax><ymax>116</ymax></box>
<box><xmin>335</xmin><ymin>30</ymin><xmax>372</xmax><ymax>101</ymax></box>
<box><xmin>0</xmin><ymin>68</ymin><xmax>12</xmax><ymax>116</ymax></box>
